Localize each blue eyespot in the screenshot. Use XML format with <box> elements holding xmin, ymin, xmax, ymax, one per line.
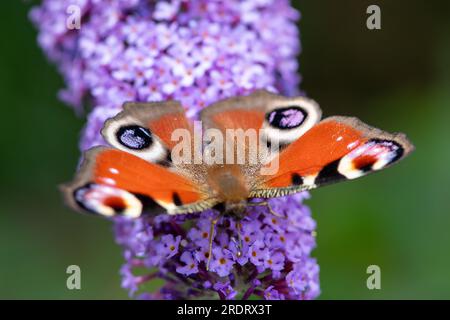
<box><xmin>116</xmin><ymin>125</ymin><xmax>153</xmax><ymax>150</ymax></box>
<box><xmin>266</xmin><ymin>106</ymin><xmax>307</xmax><ymax>130</ymax></box>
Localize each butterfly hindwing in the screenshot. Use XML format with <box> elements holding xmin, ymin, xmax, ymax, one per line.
<box><xmin>250</xmin><ymin>116</ymin><xmax>414</xmax><ymax>197</ymax></box>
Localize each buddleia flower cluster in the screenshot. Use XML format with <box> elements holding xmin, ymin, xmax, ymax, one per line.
<box><xmin>31</xmin><ymin>0</ymin><xmax>320</xmax><ymax>299</ymax></box>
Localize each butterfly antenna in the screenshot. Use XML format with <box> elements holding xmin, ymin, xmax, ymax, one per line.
<box><xmin>206</xmin><ymin>217</ymin><xmax>218</xmax><ymax>271</ymax></box>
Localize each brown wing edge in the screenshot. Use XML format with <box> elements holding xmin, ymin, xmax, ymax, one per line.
<box><xmin>101</xmin><ymin>100</ymin><xmax>186</xmax><ymax>138</ymax></box>
<box><xmin>200</xmin><ymin>89</ymin><xmax>322</xmax><ymax>130</ymax></box>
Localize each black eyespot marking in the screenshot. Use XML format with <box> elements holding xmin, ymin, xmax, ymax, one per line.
<box><xmin>266</xmin><ymin>106</ymin><xmax>307</xmax><ymax>130</ymax></box>
<box><xmin>172</xmin><ymin>192</ymin><xmax>183</xmax><ymax>206</ymax></box>
<box><xmin>74</xmin><ymin>184</ymin><xmax>96</xmax><ymax>214</ymax></box>
<box><xmin>369</xmin><ymin>139</ymin><xmax>404</xmax><ymax>164</ymax></box>
<box><xmin>116</xmin><ymin>125</ymin><xmax>153</xmax><ymax>150</ymax></box>
<box><xmin>74</xmin><ymin>183</ymin><xmax>128</xmax><ymax>215</ymax></box>
<box><xmin>291</xmin><ymin>173</ymin><xmax>303</xmax><ymax>186</ymax></box>
<box><xmin>348</xmin><ymin>138</ymin><xmax>405</xmax><ymax>174</ymax></box>
<box><xmin>316</xmin><ymin>159</ymin><xmax>346</xmax><ymax>185</ymax></box>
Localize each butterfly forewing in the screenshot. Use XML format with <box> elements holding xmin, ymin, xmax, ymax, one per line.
<box><xmin>62</xmin><ymin>149</ymin><xmax>216</xmax><ymax>218</ymax></box>
<box><xmin>250</xmin><ymin>116</ymin><xmax>414</xmax><ymax>198</ymax></box>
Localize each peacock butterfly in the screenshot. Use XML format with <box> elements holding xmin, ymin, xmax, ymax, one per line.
<box><xmin>62</xmin><ymin>90</ymin><xmax>414</xmax><ymax>219</ymax></box>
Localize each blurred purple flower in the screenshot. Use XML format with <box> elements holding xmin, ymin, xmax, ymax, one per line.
<box><xmin>31</xmin><ymin>0</ymin><xmax>319</xmax><ymax>300</ymax></box>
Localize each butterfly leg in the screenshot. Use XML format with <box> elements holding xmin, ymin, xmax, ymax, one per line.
<box><xmin>235</xmin><ymin>221</ymin><xmax>244</xmax><ymax>258</ymax></box>
<box><xmin>248</xmin><ymin>201</ymin><xmax>284</xmax><ymax>218</ymax></box>
<box><xmin>206</xmin><ymin>216</ymin><xmax>219</xmax><ymax>271</ymax></box>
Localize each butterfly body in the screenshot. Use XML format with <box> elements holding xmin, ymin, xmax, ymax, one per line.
<box><xmin>208</xmin><ymin>165</ymin><xmax>248</xmax><ymax>199</ymax></box>
<box><xmin>62</xmin><ymin>90</ymin><xmax>414</xmax><ymax>219</ymax></box>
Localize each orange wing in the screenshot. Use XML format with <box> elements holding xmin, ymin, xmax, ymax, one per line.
<box><xmin>250</xmin><ymin>116</ymin><xmax>414</xmax><ymax>197</ymax></box>
<box><xmin>62</xmin><ymin>147</ymin><xmax>216</xmax><ymax>218</ymax></box>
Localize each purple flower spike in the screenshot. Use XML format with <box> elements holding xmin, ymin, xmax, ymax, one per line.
<box><xmin>31</xmin><ymin>0</ymin><xmax>320</xmax><ymax>299</ymax></box>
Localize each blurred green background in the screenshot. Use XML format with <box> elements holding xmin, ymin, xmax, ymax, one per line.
<box><xmin>1</xmin><ymin>1</ymin><xmax>449</xmax><ymax>299</ymax></box>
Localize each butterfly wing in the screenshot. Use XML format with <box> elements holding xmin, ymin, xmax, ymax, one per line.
<box><xmin>250</xmin><ymin>116</ymin><xmax>414</xmax><ymax>198</ymax></box>
<box><xmin>101</xmin><ymin>100</ymin><xmax>197</xmax><ymax>166</ymax></box>
<box><xmin>62</xmin><ymin>147</ymin><xmax>217</xmax><ymax>218</ymax></box>
<box><xmin>63</xmin><ymin>101</ymin><xmax>218</xmax><ymax>217</ymax></box>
